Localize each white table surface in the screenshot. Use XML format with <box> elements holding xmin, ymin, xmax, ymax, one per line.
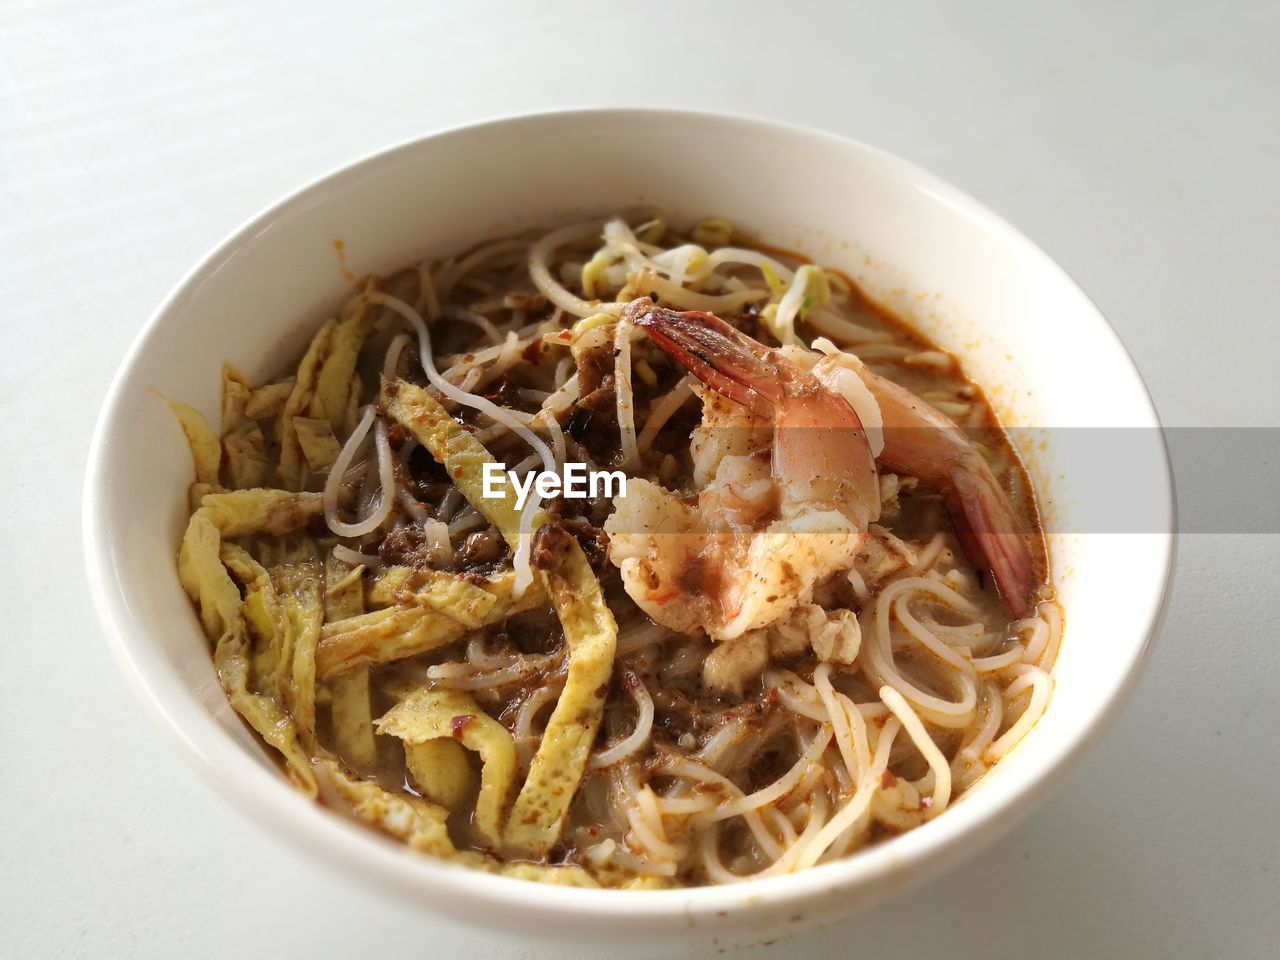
<box><xmin>4</xmin><ymin>1</ymin><xmax>1277</xmax><ymax>957</ymax></box>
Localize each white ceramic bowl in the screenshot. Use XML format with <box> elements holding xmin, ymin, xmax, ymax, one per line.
<box><xmin>83</xmin><ymin>108</ymin><xmax>1174</xmax><ymax>948</ymax></box>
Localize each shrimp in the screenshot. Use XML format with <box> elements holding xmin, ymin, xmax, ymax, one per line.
<box><xmin>618</xmin><ymin>303</ymin><xmax>1042</xmax><ymax>621</ymax></box>
<box><xmin>605</xmin><ymin>301</ymin><xmax>881</xmax><ymax>641</ymax></box>
<box><xmin>845</xmin><ymin>361</ymin><xmax>1041</xmax><ymax>618</ymax></box>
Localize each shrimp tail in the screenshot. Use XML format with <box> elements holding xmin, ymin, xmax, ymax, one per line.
<box><xmin>945</xmin><ymin>463</ymin><xmax>1039</xmax><ymax>620</ymax></box>
<box><xmin>861</xmin><ymin>367</ymin><xmax>1041</xmax><ymax>619</ymax></box>
<box><xmin>624</xmin><ymin>301</ymin><xmax>778</xmax><ymax>416</ymax></box>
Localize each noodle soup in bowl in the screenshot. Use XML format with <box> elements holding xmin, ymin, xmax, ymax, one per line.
<box><xmin>84</xmin><ymin>109</ymin><xmax>1173</xmax><ymax>948</ymax></box>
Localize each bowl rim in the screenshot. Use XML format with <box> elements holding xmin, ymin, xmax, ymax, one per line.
<box><xmin>82</xmin><ymin>105</ymin><xmax>1177</xmax><ymax>931</ymax></box>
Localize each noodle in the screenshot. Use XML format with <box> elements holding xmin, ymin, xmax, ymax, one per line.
<box><xmin>365</xmin><ymin>292</ymin><xmax>555</xmax><ymax>597</ymax></box>
<box><xmin>985</xmin><ymin>665</ymin><xmax>1053</xmax><ymax>763</ymax></box>
<box><xmin>861</xmin><ymin>578</ymin><xmax>981</xmax><ymax>728</ymax></box>
<box><xmin>636</xmin><ymin>375</ymin><xmax>695</xmax><ymax>453</ymax></box>
<box><xmin>323</xmin><ymin>406</ymin><xmax>395</xmax><ymax>538</ymax></box>
<box><xmin>694</xmin><ymin>725</ymin><xmax>833</xmax><ymax>826</ymax></box>
<box><xmin>332</xmin><ymin>543</ymin><xmax>379</xmax><ymax>569</ymax></box>
<box><xmin>590</xmin><ymin>672</ymin><xmax>654</xmax><ymax>769</ymax></box>
<box><xmin>880</xmin><ymin>686</ymin><xmax>952</xmax><ymax>816</ymax></box>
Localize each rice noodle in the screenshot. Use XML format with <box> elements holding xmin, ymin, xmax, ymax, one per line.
<box><xmin>880</xmin><ymin>685</ymin><xmax>952</xmax><ymax>816</ymax></box>
<box><xmin>436</xmin><ymin>487</ymin><xmax>461</xmax><ymax>522</ymax></box>
<box><xmin>971</xmin><ymin>645</ymin><xmax>1023</xmax><ymax>673</ymax></box>
<box><xmin>438</xmin><ymin>337</ymin><xmax>525</xmax><ymax>377</ymax></box>
<box><xmin>590</xmin><ymin>673</ymin><xmax>654</xmax><ymax>769</ymax></box>
<box><xmin>515</xmin><ymin>683</ymin><xmax>563</xmax><ymax>743</ymax></box>
<box><xmin>624</xmin><ymin>784</ymin><xmax>682</xmax><ymax>868</ymax></box>
<box><xmin>694</xmin><ymin>717</ymin><xmax>749</xmax><ymax>769</ymax></box>
<box><xmin>323</xmin><ymin>405</ymin><xmax>396</xmax><ymax>538</ymax></box>
<box><xmin>450</xmin><ymin>308</ymin><xmax>503</xmax><ymax>344</ymax></box>
<box><xmin>955</xmin><ymin>680</ymin><xmax>1004</xmax><ymax>781</ymax></box>
<box><xmin>1022</xmin><ymin>600</ymin><xmax>1063</xmax><ymax>671</ymax></box>
<box><xmin>332</xmin><ymin>544</ymin><xmax>380</xmax><ymax>569</ymax></box>
<box><xmin>435</xmin><ymin>238</ymin><xmax>528</xmax><ymax>302</ymax></box>
<box><xmin>661</xmin><ymin>758</ymin><xmax>785</xmax><ymax>860</ymax></box>
<box><xmin>756</xmin><ymin>790</ymin><xmax>830</xmax><ymax>878</ymax></box>
<box><xmin>694</xmin><ymin>724</ymin><xmax>832</xmax><ymax>825</ymax></box>
<box><xmin>428</xmin><ymin>652</ymin><xmax>559</xmax><ymax>690</ymax></box>
<box><xmin>537</xmin><ymin>409</ymin><xmax>566</xmax><ymax>471</ymax></box>
<box><xmin>396</xmin><ymin>488</ymin><xmax>429</xmax><ymax>522</ymax></box>
<box><xmin>382</xmin><ymin>333</ymin><xmax>411</xmax><ymax>382</ymax></box>
<box><xmin>447</xmin><ymin>506</ymin><xmax>486</xmax><ymax>538</ymax></box>
<box><xmin>984</xmin><ymin>665</ymin><xmax>1053</xmax><ymax>762</ymax></box>
<box><xmin>395</xmin><ymin>438</ymin><xmax>419</xmax><ymax>466</ymax></box>
<box><xmin>363</xmin><ymin>292</ymin><xmax>555</xmax><ymax>598</ymax></box>
<box><xmin>636</xmin><ymin>375</ymin><xmax>695</xmax><ymax>453</ymax></box>
<box><xmin>907</xmin><ymin>532</ymin><xmax>949</xmax><ymax>575</ymax></box>
<box><xmin>813</xmin><ymin>664</ymin><xmax>870</xmax><ymax>785</ymax></box>
<box><xmin>655</xmin><ymin>792</ymin><xmax>718</xmax><ymax>816</ymax></box>
<box><xmin>793</xmin><ymin>718</ymin><xmax>900</xmax><ymax>870</ymax></box>
<box><xmin>415</xmin><ymin>262</ymin><xmax>442</xmax><ymax>321</ymax></box>
<box><xmin>466</xmin><ymin>633</ymin><xmax>511</xmax><ymax>670</ymax></box>
<box><xmin>768</xmin><ymin>670</ymin><xmax>835</xmax><ymax>724</ymax></box>
<box><xmin>615</xmin><ymin>619</ymin><xmax>671</xmax><ymax>656</ymax></box>
<box><xmin>861</xmin><ymin>577</ymin><xmax>981</xmax><ymax>728</ymax></box>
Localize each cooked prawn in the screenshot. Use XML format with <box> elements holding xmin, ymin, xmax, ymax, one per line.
<box><xmin>617</xmin><ymin>303</ymin><xmax>1041</xmax><ymax>621</ymax></box>
<box><xmin>850</xmin><ymin>361</ymin><xmax>1041</xmax><ymax>618</ymax></box>
<box><xmin>605</xmin><ymin>301</ymin><xmax>880</xmax><ymax>640</ymax></box>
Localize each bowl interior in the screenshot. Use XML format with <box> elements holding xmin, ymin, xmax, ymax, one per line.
<box><xmin>85</xmin><ymin>109</ymin><xmax>1172</xmax><ymax>942</ymax></box>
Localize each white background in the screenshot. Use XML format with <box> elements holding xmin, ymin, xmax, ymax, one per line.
<box><xmin>3</xmin><ymin>1</ymin><xmax>1277</xmax><ymax>957</ymax></box>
